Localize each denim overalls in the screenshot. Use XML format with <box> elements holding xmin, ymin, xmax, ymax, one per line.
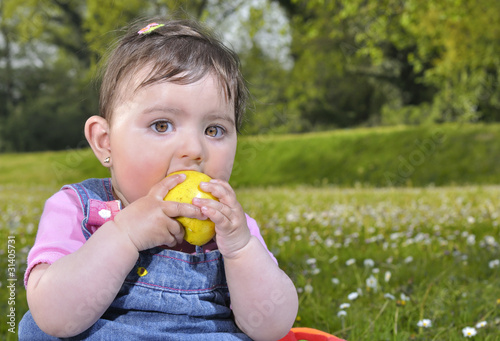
<box><xmin>19</xmin><ymin>178</ymin><xmax>251</xmax><ymax>340</ymax></box>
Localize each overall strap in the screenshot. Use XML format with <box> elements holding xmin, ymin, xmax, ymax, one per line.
<box><xmin>63</xmin><ymin>178</ymin><xmax>120</xmax><ymax>240</ymax></box>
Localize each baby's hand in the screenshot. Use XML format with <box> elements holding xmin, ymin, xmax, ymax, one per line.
<box><xmin>193</xmin><ymin>180</ymin><xmax>251</xmax><ymax>258</ymax></box>
<box><xmin>113</xmin><ymin>174</ymin><xmax>206</xmax><ymax>251</ymax></box>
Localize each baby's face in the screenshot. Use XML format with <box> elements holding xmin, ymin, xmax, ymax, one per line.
<box><xmin>107</xmin><ymin>70</ymin><xmax>237</xmax><ymax>206</ymax></box>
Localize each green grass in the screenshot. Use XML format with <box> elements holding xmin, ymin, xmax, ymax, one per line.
<box><xmin>237</xmin><ymin>185</ymin><xmax>500</xmax><ymax>340</ymax></box>
<box><xmin>232</xmin><ymin>123</ymin><xmax>500</xmax><ymax>188</ymax></box>
<box><xmin>1</xmin><ymin>184</ymin><xmax>499</xmax><ymax>340</ymax></box>
<box><xmin>2</xmin><ymin>123</ymin><xmax>500</xmax><ymax>188</ymax></box>
<box><xmin>0</xmin><ymin>148</ymin><xmax>108</xmax><ymax>188</ymax></box>
<box><xmin>0</xmin><ymin>185</ymin><xmax>56</xmax><ymax>340</ymax></box>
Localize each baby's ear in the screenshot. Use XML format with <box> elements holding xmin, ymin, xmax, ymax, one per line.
<box><xmin>85</xmin><ymin>116</ymin><xmax>111</xmax><ymax>167</ymax></box>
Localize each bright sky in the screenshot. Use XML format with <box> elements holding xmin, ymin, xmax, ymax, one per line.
<box><xmin>205</xmin><ymin>0</ymin><xmax>293</xmax><ymax>69</ymax></box>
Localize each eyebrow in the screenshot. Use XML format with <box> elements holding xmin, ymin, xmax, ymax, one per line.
<box><xmin>141</xmin><ymin>106</ymin><xmax>182</xmax><ymax>116</ymax></box>
<box><xmin>141</xmin><ymin>106</ymin><xmax>235</xmax><ymax>126</ymax></box>
<box><xmin>206</xmin><ymin>114</ymin><xmax>236</xmax><ymax>127</ymax></box>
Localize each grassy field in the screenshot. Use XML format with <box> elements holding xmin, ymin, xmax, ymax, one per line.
<box><xmin>232</xmin><ymin>123</ymin><xmax>500</xmax><ymax>188</ymax></box>
<box><xmin>1</xmin><ymin>124</ymin><xmax>500</xmax><ymax>339</ymax></box>
<box><xmin>238</xmin><ymin>186</ymin><xmax>500</xmax><ymax>340</ymax></box>
<box><xmin>2</xmin><ymin>123</ymin><xmax>500</xmax><ymax>188</ymax></box>
<box><xmin>1</xmin><ymin>184</ymin><xmax>499</xmax><ymax>340</ymax></box>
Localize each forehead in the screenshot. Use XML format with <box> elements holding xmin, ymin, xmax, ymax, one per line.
<box><xmin>111</xmin><ymin>65</ymin><xmax>234</xmax><ymax>119</ymax></box>
<box><xmin>117</xmin><ymin>64</ymin><xmax>231</xmax><ymax>102</ymax></box>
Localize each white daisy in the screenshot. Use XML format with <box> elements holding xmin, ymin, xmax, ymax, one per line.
<box><xmin>400</xmin><ymin>293</ymin><xmax>410</xmax><ymax>302</ymax></box>
<box><xmin>489</xmin><ymin>259</ymin><xmax>499</xmax><ymax>269</ymax></box>
<box><xmin>337</xmin><ymin>310</ymin><xmax>347</xmax><ymax>317</ymax></box>
<box><xmin>462</xmin><ymin>326</ymin><xmax>477</xmax><ymax>337</ymax></box>
<box><xmin>346</xmin><ymin>258</ymin><xmax>356</xmax><ymax>266</ymax></box>
<box><xmin>366</xmin><ymin>275</ymin><xmax>378</xmax><ymax>292</ymax></box>
<box><xmin>311</xmin><ymin>268</ymin><xmax>321</xmax><ymax>275</ymax></box>
<box><xmin>304</xmin><ymin>284</ymin><xmax>313</xmax><ymax>294</ymax></box>
<box><xmin>363</xmin><ymin>258</ymin><xmax>375</xmax><ymax>267</ymax></box>
<box><xmin>475</xmin><ymin>321</ymin><xmax>487</xmax><ymax>328</ymax></box>
<box><xmin>347</xmin><ymin>292</ymin><xmax>359</xmax><ymax>300</ymax></box>
<box><xmin>384</xmin><ymin>293</ymin><xmax>395</xmax><ymax>300</ymax></box>
<box><xmin>417</xmin><ymin>319</ymin><xmax>432</xmax><ymax>328</ymax></box>
<box><xmin>306</xmin><ymin>258</ymin><xmax>317</xmax><ymax>265</ymax></box>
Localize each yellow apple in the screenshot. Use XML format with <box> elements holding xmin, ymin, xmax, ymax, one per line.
<box><xmin>163</xmin><ymin>170</ymin><xmax>218</xmax><ymax>246</ymax></box>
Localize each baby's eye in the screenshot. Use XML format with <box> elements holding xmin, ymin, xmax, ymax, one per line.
<box><xmin>152</xmin><ymin>120</ymin><xmax>173</xmax><ymax>133</ymax></box>
<box><xmin>205</xmin><ymin>125</ymin><xmax>225</xmax><ymax>137</ymax></box>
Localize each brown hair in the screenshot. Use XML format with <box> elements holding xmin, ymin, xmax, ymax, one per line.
<box><xmin>99</xmin><ymin>18</ymin><xmax>248</xmax><ymax>131</ymax></box>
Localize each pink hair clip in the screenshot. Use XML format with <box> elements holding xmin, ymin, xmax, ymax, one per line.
<box><xmin>138</xmin><ymin>22</ymin><xmax>165</xmax><ymax>35</ymax></box>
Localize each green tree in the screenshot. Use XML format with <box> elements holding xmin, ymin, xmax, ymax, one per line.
<box><xmin>0</xmin><ymin>0</ymin><xmax>213</xmax><ymax>151</ymax></box>
<box><xmin>275</xmin><ymin>0</ymin><xmax>436</xmax><ymax>128</ymax></box>
<box><xmin>399</xmin><ymin>0</ymin><xmax>500</xmax><ymax>122</ymax></box>
<box><xmin>1</xmin><ymin>0</ymin><xmax>96</xmax><ymax>151</ymax></box>
<box><xmin>275</xmin><ymin>0</ymin><xmax>500</xmax><ymax>126</ymax></box>
<box><xmin>1</xmin><ymin>0</ymin><xmax>295</xmax><ymax>149</ymax></box>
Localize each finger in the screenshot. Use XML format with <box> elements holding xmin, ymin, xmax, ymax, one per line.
<box><xmin>161</xmin><ymin>201</ymin><xmax>207</xmax><ymax>220</ymax></box>
<box><xmin>165</xmin><ymin>217</ymin><xmax>182</xmax><ymax>236</ymax></box>
<box><xmin>193</xmin><ymin>197</ymin><xmax>234</xmax><ymax>221</ymax></box>
<box><xmin>200</xmin><ymin>204</ymin><xmax>229</xmax><ymax>226</ymax></box>
<box><xmin>149</xmin><ymin>173</ymin><xmax>186</xmax><ymax>199</ymax></box>
<box><xmin>199</xmin><ymin>180</ymin><xmax>237</xmax><ymax>205</ymax></box>
<box><xmin>164</xmin><ymin>220</ymin><xmax>185</xmax><ymax>246</ymax></box>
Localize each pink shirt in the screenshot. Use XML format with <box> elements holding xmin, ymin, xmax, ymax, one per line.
<box><xmin>25</xmin><ymin>188</ymin><xmax>275</xmax><ymax>287</ymax></box>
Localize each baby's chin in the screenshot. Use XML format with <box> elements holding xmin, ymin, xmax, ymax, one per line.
<box><xmin>210</xmin><ymin>170</ymin><xmax>233</xmax><ymax>183</ymax></box>
<box><xmin>110</xmin><ymin>186</ymin><xmax>141</xmax><ymax>207</ymax></box>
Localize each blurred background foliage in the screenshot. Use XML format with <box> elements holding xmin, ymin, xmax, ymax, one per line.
<box><xmin>1</xmin><ymin>0</ymin><xmax>499</xmax><ymax>151</ymax></box>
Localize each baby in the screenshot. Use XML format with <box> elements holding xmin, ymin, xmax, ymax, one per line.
<box><xmin>19</xmin><ymin>19</ymin><xmax>298</xmax><ymax>340</ymax></box>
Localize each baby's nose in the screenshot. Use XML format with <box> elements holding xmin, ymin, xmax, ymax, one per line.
<box><xmin>177</xmin><ymin>133</ymin><xmax>204</xmax><ymax>162</ymax></box>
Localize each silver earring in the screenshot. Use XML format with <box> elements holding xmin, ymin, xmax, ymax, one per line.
<box><xmin>104</xmin><ymin>157</ymin><xmax>110</xmax><ymax>164</ymax></box>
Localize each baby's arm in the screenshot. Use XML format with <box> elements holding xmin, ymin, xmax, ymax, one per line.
<box><xmin>224</xmin><ymin>237</ymin><xmax>298</xmax><ymax>341</ymax></box>
<box><xmin>195</xmin><ymin>180</ymin><xmax>299</xmax><ymax>341</ymax></box>
<box><xmin>27</xmin><ymin>174</ymin><xmax>204</xmax><ymax>337</ymax></box>
<box><xmin>27</xmin><ymin>221</ymin><xmax>139</xmax><ymax>337</ymax></box>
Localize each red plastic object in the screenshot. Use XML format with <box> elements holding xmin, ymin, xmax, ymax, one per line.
<box><xmin>278</xmin><ymin>327</ymin><xmax>346</xmax><ymax>341</ymax></box>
